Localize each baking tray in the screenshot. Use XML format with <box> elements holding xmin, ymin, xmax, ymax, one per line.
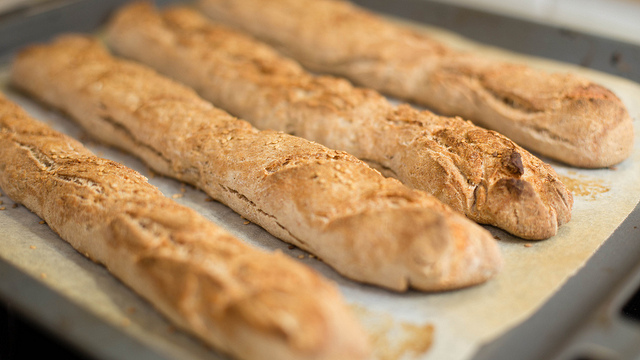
<box><xmin>1</xmin><ymin>1</ymin><xmax>640</xmax><ymax>360</ymax></box>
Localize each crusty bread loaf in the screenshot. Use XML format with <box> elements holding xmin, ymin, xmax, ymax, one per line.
<box><xmin>11</xmin><ymin>35</ymin><xmax>502</xmax><ymax>291</ymax></box>
<box><xmin>0</xmin><ymin>93</ymin><xmax>371</xmax><ymax>360</ymax></box>
<box><xmin>197</xmin><ymin>0</ymin><xmax>634</xmax><ymax>169</ymax></box>
<box><xmin>105</xmin><ymin>3</ymin><xmax>572</xmax><ymax>240</ymax></box>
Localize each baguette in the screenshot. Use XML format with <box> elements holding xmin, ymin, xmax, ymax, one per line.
<box><xmin>197</xmin><ymin>0</ymin><xmax>634</xmax><ymax>169</ymax></box>
<box><xmin>0</xmin><ymin>93</ymin><xmax>371</xmax><ymax>360</ymax></box>
<box><xmin>105</xmin><ymin>3</ymin><xmax>573</xmax><ymax>240</ymax></box>
<box><xmin>11</xmin><ymin>35</ymin><xmax>502</xmax><ymax>291</ymax></box>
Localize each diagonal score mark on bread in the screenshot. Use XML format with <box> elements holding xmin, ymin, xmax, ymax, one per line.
<box><xmin>104</xmin><ymin>2</ymin><xmax>572</xmax><ymax>240</ymax></box>
<box><xmin>0</xmin><ymin>94</ymin><xmax>371</xmax><ymax>360</ymax></box>
<box><xmin>10</xmin><ymin>35</ymin><xmax>502</xmax><ymax>291</ymax></box>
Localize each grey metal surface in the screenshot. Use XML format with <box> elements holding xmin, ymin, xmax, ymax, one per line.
<box><xmin>0</xmin><ymin>257</ymin><xmax>175</xmax><ymax>360</ymax></box>
<box><xmin>1</xmin><ymin>1</ymin><xmax>639</xmax><ymax>360</ymax></box>
<box><xmin>0</xmin><ymin>0</ymin><xmax>184</xmax><ymax>56</ymax></box>
<box><xmin>550</xmin><ymin>258</ymin><xmax>640</xmax><ymax>360</ymax></box>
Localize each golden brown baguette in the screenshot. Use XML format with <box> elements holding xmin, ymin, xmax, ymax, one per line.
<box><xmin>197</xmin><ymin>0</ymin><xmax>634</xmax><ymax>169</ymax></box>
<box><xmin>0</xmin><ymin>93</ymin><xmax>371</xmax><ymax>360</ymax></box>
<box><xmin>105</xmin><ymin>3</ymin><xmax>572</xmax><ymax>240</ymax></box>
<box><xmin>10</xmin><ymin>35</ymin><xmax>502</xmax><ymax>291</ymax></box>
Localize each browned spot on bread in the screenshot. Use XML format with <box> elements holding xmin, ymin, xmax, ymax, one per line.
<box><xmin>503</xmin><ymin>152</ymin><xmax>524</xmax><ymax>176</ymax></box>
<box><xmin>503</xmin><ymin>178</ymin><xmax>528</xmax><ymax>197</ymax></box>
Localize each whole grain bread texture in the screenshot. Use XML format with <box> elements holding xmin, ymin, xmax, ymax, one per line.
<box><xmin>197</xmin><ymin>0</ymin><xmax>634</xmax><ymax>169</ymax></box>
<box><xmin>105</xmin><ymin>3</ymin><xmax>573</xmax><ymax>240</ymax></box>
<box><xmin>0</xmin><ymin>93</ymin><xmax>371</xmax><ymax>360</ymax></box>
<box><xmin>11</xmin><ymin>35</ymin><xmax>502</xmax><ymax>291</ymax></box>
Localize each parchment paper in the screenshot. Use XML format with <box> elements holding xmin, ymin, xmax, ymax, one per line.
<box><xmin>1</xmin><ymin>19</ymin><xmax>639</xmax><ymax>360</ymax></box>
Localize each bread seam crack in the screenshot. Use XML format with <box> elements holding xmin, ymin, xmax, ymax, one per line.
<box><xmin>528</xmin><ymin>124</ymin><xmax>574</xmax><ymax>145</ymax></box>
<box><xmin>56</xmin><ymin>174</ymin><xmax>105</xmax><ymax>194</ymax></box>
<box><xmin>98</xmin><ymin>114</ymin><xmax>179</xmax><ymax>169</ymax></box>
<box><xmin>275</xmin><ymin>221</ymin><xmax>308</xmax><ymax>247</ymax></box>
<box><xmin>18</xmin><ymin>142</ymin><xmax>57</xmax><ymax>171</ymax></box>
<box><xmin>17</xmin><ymin>141</ymin><xmax>105</xmax><ymax>194</ymax></box>
<box><xmin>480</xmin><ymin>85</ymin><xmax>541</xmax><ymax>114</ymax></box>
<box><xmin>219</xmin><ymin>184</ymin><xmax>276</xmax><ymax>220</ymax></box>
<box><xmin>264</xmin><ymin>151</ymin><xmax>348</xmax><ymax>174</ymax></box>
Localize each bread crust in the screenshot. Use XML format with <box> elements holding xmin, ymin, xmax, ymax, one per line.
<box><xmin>197</xmin><ymin>0</ymin><xmax>634</xmax><ymax>169</ymax></box>
<box><xmin>0</xmin><ymin>94</ymin><xmax>371</xmax><ymax>360</ymax></box>
<box><xmin>105</xmin><ymin>3</ymin><xmax>572</xmax><ymax>240</ymax></box>
<box><xmin>11</xmin><ymin>35</ymin><xmax>502</xmax><ymax>291</ymax></box>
